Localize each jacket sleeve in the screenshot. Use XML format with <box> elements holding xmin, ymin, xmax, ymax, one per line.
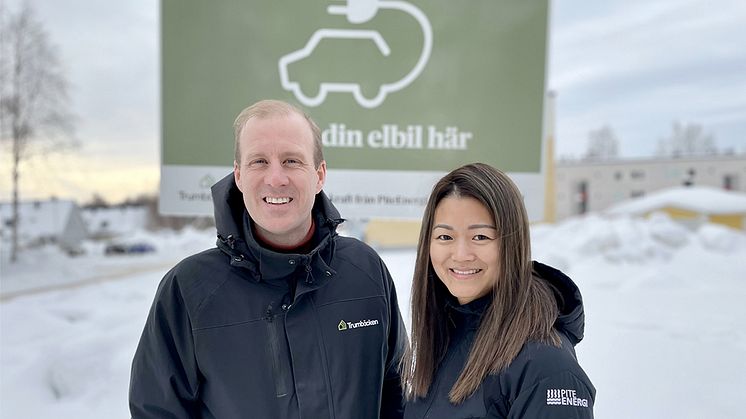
<box><xmin>129</xmin><ymin>269</ymin><xmax>201</xmax><ymax>418</ymax></box>
<box><xmin>379</xmin><ymin>260</ymin><xmax>407</xmax><ymax>419</ymax></box>
<box><xmin>507</xmin><ymin>370</ymin><xmax>595</xmax><ymax>419</ymax></box>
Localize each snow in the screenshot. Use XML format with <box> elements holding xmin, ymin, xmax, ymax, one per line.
<box><xmin>2</xmin><ymin>214</ymin><xmax>746</xmax><ymax>418</ymax></box>
<box><xmin>607</xmin><ymin>186</ymin><xmax>746</xmax><ymax>215</ymax></box>
<box><xmin>0</xmin><ymin>200</ymin><xmax>84</xmax><ymax>245</ymax></box>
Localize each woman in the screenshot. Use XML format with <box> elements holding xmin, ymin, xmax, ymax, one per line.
<box><xmin>403</xmin><ymin>163</ymin><xmax>595</xmax><ymax>418</ymax></box>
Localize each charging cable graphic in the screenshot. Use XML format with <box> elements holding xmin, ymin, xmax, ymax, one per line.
<box><xmin>278</xmin><ymin>0</ymin><xmax>432</xmax><ymax>108</ymax></box>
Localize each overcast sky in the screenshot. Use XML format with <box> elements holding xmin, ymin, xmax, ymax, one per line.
<box><xmin>1</xmin><ymin>0</ymin><xmax>745</xmax><ymax>203</ymax></box>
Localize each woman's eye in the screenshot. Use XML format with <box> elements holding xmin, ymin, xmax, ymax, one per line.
<box><xmin>435</xmin><ymin>234</ymin><xmax>453</xmax><ymax>241</ymax></box>
<box><xmin>473</xmin><ymin>234</ymin><xmax>492</xmax><ymax>241</ymax></box>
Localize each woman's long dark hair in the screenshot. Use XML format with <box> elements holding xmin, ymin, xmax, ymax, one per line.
<box><xmin>402</xmin><ymin>163</ymin><xmax>560</xmax><ymax>403</ymax></box>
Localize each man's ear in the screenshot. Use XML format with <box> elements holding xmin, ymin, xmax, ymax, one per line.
<box><xmin>315</xmin><ymin>161</ymin><xmax>327</xmax><ymax>194</ymax></box>
<box><xmin>233</xmin><ymin>161</ymin><xmax>241</xmax><ymax>189</ymax></box>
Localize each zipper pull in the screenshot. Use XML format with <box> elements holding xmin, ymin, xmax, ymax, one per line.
<box><xmin>265</xmin><ymin>304</ymin><xmax>273</xmax><ymax>322</ymax></box>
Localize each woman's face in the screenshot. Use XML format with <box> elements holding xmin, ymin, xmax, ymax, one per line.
<box><xmin>429</xmin><ymin>195</ymin><xmax>500</xmax><ymax>305</ymax></box>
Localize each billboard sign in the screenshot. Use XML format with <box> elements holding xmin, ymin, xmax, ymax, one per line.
<box><xmin>160</xmin><ymin>0</ymin><xmax>549</xmax><ymax>219</ymax></box>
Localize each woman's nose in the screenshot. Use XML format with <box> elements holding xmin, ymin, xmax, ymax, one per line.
<box><xmin>452</xmin><ymin>239</ymin><xmax>476</xmax><ymax>261</ymax></box>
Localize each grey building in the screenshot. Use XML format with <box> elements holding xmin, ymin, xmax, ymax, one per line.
<box><xmin>554</xmin><ymin>154</ymin><xmax>746</xmax><ymax>220</ymax></box>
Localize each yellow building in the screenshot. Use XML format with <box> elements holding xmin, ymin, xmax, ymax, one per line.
<box><xmin>606</xmin><ymin>186</ymin><xmax>746</xmax><ymax>230</ymax></box>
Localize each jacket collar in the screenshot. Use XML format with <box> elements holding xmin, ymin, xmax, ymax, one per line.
<box><xmin>445</xmin><ymin>294</ymin><xmax>492</xmax><ymax>332</ymax></box>
<box><xmin>211</xmin><ymin>173</ymin><xmax>344</xmax><ymax>284</ymax></box>
<box><xmin>532</xmin><ymin>261</ymin><xmax>586</xmax><ymax>345</ymax></box>
<box><xmin>439</xmin><ymin>262</ymin><xmax>587</xmax><ymax>344</ymax></box>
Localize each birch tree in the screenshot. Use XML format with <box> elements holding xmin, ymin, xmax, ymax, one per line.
<box><xmin>1</xmin><ymin>3</ymin><xmax>76</xmax><ymax>262</ymax></box>
<box><xmin>656</xmin><ymin>121</ymin><xmax>717</xmax><ymax>158</ymax></box>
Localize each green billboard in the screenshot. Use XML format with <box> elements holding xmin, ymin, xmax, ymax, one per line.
<box><xmin>160</xmin><ymin>0</ymin><xmax>549</xmax><ymax>218</ymax></box>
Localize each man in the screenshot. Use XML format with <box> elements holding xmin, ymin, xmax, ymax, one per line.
<box><xmin>130</xmin><ymin>100</ymin><xmax>406</xmax><ymax>418</ymax></box>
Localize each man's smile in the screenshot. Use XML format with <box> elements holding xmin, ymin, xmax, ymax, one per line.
<box><xmin>264</xmin><ymin>197</ymin><xmax>292</xmax><ymax>205</ymax></box>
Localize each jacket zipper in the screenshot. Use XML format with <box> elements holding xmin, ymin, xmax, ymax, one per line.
<box><xmin>265</xmin><ymin>306</ymin><xmax>289</xmax><ymax>398</ymax></box>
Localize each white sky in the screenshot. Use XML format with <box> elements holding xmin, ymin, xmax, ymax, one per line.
<box><xmin>1</xmin><ymin>0</ymin><xmax>745</xmax><ymax>203</ymax></box>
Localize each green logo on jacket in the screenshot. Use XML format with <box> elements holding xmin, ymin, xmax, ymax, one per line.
<box><xmin>338</xmin><ymin>318</ymin><xmax>380</xmax><ymax>331</ymax></box>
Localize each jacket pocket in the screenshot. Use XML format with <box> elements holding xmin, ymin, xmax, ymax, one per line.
<box><xmin>265</xmin><ymin>315</ymin><xmax>289</xmax><ymax>397</ymax></box>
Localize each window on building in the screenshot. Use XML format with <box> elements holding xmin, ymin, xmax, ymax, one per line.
<box><xmin>575</xmin><ymin>181</ymin><xmax>588</xmax><ymax>215</ymax></box>
<box><xmin>614</xmin><ymin>171</ymin><xmax>622</xmax><ymax>181</ymax></box>
<box><xmin>630</xmin><ymin>190</ymin><xmax>645</xmax><ymax>198</ymax></box>
<box><xmin>683</xmin><ymin>168</ymin><xmax>696</xmax><ymax>186</ymax></box>
<box><xmin>723</xmin><ymin>174</ymin><xmax>739</xmax><ymax>190</ymax></box>
<box><xmin>630</xmin><ymin>170</ymin><xmax>645</xmax><ymax>180</ymax></box>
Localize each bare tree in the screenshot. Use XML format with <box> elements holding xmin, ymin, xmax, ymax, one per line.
<box><xmin>0</xmin><ymin>3</ymin><xmax>76</xmax><ymax>262</ymax></box>
<box><xmin>584</xmin><ymin>124</ymin><xmax>619</xmax><ymax>161</ymax></box>
<box><xmin>656</xmin><ymin>121</ymin><xmax>717</xmax><ymax>158</ymax></box>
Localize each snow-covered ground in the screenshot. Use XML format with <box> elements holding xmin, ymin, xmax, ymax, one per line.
<box><xmin>1</xmin><ymin>213</ymin><xmax>745</xmax><ymax>418</ymax></box>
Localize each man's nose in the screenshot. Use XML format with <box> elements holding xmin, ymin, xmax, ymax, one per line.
<box><xmin>266</xmin><ymin>163</ymin><xmax>289</xmax><ymax>188</ymax></box>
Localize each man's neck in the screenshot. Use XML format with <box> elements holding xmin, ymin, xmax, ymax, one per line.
<box><xmin>254</xmin><ymin>219</ymin><xmax>316</xmax><ymax>253</ymax></box>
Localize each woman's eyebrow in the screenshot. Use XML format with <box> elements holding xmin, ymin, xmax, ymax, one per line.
<box><xmin>469</xmin><ymin>224</ymin><xmax>497</xmax><ymax>230</ymax></box>
<box><xmin>432</xmin><ymin>224</ymin><xmax>497</xmax><ymax>230</ymax></box>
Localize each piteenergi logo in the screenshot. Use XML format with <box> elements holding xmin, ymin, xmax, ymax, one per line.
<box><xmin>546</xmin><ymin>388</ymin><xmax>589</xmax><ymax>408</ymax></box>
<box><xmin>338</xmin><ymin>318</ymin><xmax>380</xmax><ymax>331</ymax></box>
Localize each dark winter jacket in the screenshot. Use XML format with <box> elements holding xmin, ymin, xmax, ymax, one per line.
<box><xmin>404</xmin><ymin>262</ymin><xmax>595</xmax><ymax>419</ymax></box>
<box><xmin>129</xmin><ymin>174</ymin><xmax>407</xmax><ymax>419</ymax></box>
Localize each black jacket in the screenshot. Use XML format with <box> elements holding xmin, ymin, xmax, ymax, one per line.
<box><xmin>130</xmin><ymin>174</ymin><xmax>407</xmax><ymax>418</ymax></box>
<box><xmin>404</xmin><ymin>262</ymin><xmax>595</xmax><ymax>419</ymax></box>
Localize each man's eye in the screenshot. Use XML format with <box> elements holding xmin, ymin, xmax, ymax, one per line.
<box><xmin>249</xmin><ymin>159</ymin><xmax>268</xmax><ymax>166</ymax></box>
<box><xmin>285</xmin><ymin>159</ymin><xmax>301</xmax><ymax>166</ymax></box>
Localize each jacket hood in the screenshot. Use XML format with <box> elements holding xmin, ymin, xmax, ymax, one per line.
<box><xmin>211</xmin><ymin>173</ymin><xmax>343</xmax><ymax>237</ymax></box>
<box><xmin>532</xmin><ymin>261</ymin><xmax>586</xmax><ymax>345</ymax></box>
<box><xmin>211</xmin><ymin>173</ymin><xmax>249</xmax><ymax>241</ymax></box>
<box><xmin>210</xmin><ymin>173</ymin><xmax>345</xmax><ymax>282</ymax></box>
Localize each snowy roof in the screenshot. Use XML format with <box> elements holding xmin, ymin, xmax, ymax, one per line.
<box><xmin>606</xmin><ymin>186</ymin><xmax>746</xmax><ymax>216</ymax></box>
<box><xmin>0</xmin><ymin>199</ymin><xmax>81</xmax><ymax>238</ymax></box>
<box><xmin>82</xmin><ymin>206</ymin><xmax>150</xmax><ymax>235</ymax></box>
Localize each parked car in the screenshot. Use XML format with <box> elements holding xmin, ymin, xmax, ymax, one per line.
<box><xmin>104</xmin><ymin>241</ymin><xmax>156</xmax><ymax>255</ymax></box>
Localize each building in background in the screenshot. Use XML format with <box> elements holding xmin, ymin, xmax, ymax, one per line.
<box><xmin>606</xmin><ymin>186</ymin><xmax>746</xmax><ymax>230</ymax></box>
<box><xmin>0</xmin><ymin>199</ymin><xmax>89</xmax><ymax>254</ymax></box>
<box><xmin>554</xmin><ymin>154</ymin><xmax>746</xmax><ymax>220</ymax></box>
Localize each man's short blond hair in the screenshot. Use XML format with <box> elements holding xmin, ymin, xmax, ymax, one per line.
<box><xmin>233</xmin><ymin>99</ymin><xmax>324</xmax><ymax>167</ymax></box>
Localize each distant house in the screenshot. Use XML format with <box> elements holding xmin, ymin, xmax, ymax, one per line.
<box><xmin>82</xmin><ymin>206</ymin><xmax>150</xmax><ymax>240</ymax></box>
<box><xmin>0</xmin><ymin>199</ymin><xmax>89</xmax><ymax>253</ymax></box>
<box><xmin>606</xmin><ymin>186</ymin><xmax>746</xmax><ymax>230</ymax></box>
<box><xmin>554</xmin><ymin>154</ymin><xmax>746</xmax><ymax>220</ymax></box>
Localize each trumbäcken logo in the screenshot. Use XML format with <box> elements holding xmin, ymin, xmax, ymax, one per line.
<box><xmin>338</xmin><ymin>318</ymin><xmax>380</xmax><ymax>331</ymax></box>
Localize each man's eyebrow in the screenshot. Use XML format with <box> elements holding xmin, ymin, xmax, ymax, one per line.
<box><xmin>279</xmin><ymin>151</ymin><xmax>306</xmax><ymax>159</ymax></box>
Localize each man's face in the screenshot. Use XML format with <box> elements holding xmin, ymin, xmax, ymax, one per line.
<box><xmin>234</xmin><ymin>113</ymin><xmax>326</xmax><ymax>247</ymax></box>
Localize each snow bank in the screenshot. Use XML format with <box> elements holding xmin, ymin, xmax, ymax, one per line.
<box><xmin>2</xmin><ymin>216</ymin><xmax>745</xmax><ymax>419</ymax></box>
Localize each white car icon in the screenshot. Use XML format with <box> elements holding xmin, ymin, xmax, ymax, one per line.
<box><xmin>278</xmin><ymin>0</ymin><xmax>432</xmax><ymax>109</ymax></box>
